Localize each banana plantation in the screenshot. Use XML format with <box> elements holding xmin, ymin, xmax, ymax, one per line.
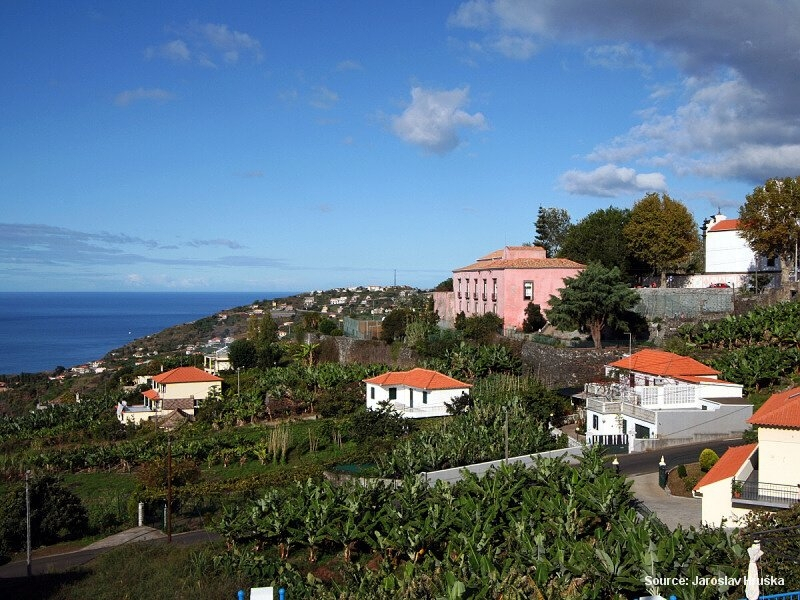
<box><xmin>676</xmin><ymin>301</ymin><xmax>800</xmax><ymax>391</ymax></box>
<box><xmin>214</xmin><ymin>450</ymin><xmax>752</xmax><ymax>599</ymax></box>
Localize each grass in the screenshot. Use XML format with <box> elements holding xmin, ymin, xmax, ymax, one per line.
<box><xmin>38</xmin><ymin>541</ymin><xmax>243</xmax><ymax>600</ymax></box>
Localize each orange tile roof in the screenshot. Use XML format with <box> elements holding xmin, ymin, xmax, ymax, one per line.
<box><xmin>142</xmin><ymin>389</ymin><xmax>160</xmax><ymax>400</ymax></box>
<box><xmin>152</xmin><ymin>366</ymin><xmax>223</xmax><ymax>384</ymax></box>
<box><xmin>477</xmin><ymin>249</ymin><xmax>505</xmax><ymax>261</ymax></box>
<box><xmin>694</xmin><ymin>443</ymin><xmax>757</xmax><ymax>490</ymax></box>
<box><xmin>708</xmin><ymin>219</ymin><xmax>739</xmax><ymax>232</ymax></box>
<box><xmin>455</xmin><ymin>258</ymin><xmax>585</xmax><ymax>272</ymax></box>
<box><xmin>748</xmin><ymin>387</ymin><xmax>800</xmax><ymax>428</ymax></box>
<box><xmin>608</xmin><ymin>349</ymin><xmax>719</xmax><ymax>377</ymax></box>
<box><xmin>364</xmin><ymin>368</ymin><xmax>471</xmax><ymax>390</ymax></box>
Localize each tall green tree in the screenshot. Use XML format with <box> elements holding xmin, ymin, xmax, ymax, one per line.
<box><xmin>0</xmin><ymin>475</ymin><xmax>88</xmax><ymax>558</ymax></box>
<box><xmin>229</xmin><ymin>338</ymin><xmax>258</xmax><ymax>370</ymax></box>
<box><xmin>739</xmin><ymin>176</ymin><xmax>800</xmax><ymax>284</ymax></box>
<box><xmin>546</xmin><ymin>263</ymin><xmax>640</xmax><ymax>348</ymax></box>
<box><xmin>559</xmin><ymin>206</ymin><xmax>644</xmax><ymax>279</ymax></box>
<box><xmin>624</xmin><ymin>192</ymin><xmax>700</xmax><ymax>287</ymax></box>
<box><xmin>533</xmin><ymin>206</ymin><xmax>572</xmax><ymax>257</ymax></box>
<box><xmin>522</xmin><ymin>302</ymin><xmax>546</xmax><ymax>333</ymax></box>
<box><xmin>380</xmin><ymin>308</ymin><xmax>411</xmax><ymax>343</ymax></box>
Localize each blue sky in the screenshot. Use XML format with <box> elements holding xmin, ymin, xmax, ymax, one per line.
<box><xmin>3</xmin><ymin>1</ymin><xmax>799</xmax><ymax>292</ymax></box>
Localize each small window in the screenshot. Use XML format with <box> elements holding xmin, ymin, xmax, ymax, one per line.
<box><xmin>592</xmin><ymin>415</ymin><xmax>599</xmax><ymax>429</ymax></box>
<box><xmin>767</xmin><ymin>257</ymin><xmax>776</xmax><ymax>267</ymax></box>
<box><xmin>423</xmin><ymin>391</ymin><xmax>428</xmax><ymax>404</ymax></box>
<box><xmin>523</xmin><ymin>281</ymin><xmax>533</xmax><ymax>300</ymax></box>
<box><xmin>370</xmin><ymin>387</ymin><xmax>375</xmax><ymax>400</ymax></box>
<box><xmin>389</xmin><ymin>387</ymin><xmax>397</xmax><ymax>400</ymax></box>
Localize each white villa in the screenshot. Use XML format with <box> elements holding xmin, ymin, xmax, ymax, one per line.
<box><xmin>117</xmin><ymin>366</ymin><xmax>222</xmax><ymax>426</ymax></box>
<box><xmin>577</xmin><ymin>349</ymin><xmax>751</xmax><ymax>452</ymax></box>
<box><xmin>363</xmin><ymin>368</ymin><xmax>471</xmax><ymax>418</ymax></box>
<box><xmin>696</xmin><ymin>214</ymin><xmax>782</xmax><ymax>288</ymax></box>
<box><xmin>695</xmin><ymin>387</ymin><xmax>800</xmax><ymax>528</ymax></box>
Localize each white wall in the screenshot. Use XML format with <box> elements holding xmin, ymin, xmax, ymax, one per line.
<box><xmin>365</xmin><ymin>383</ymin><xmax>468</xmax><ymax>418</ymax></box>
<box><xmin>758</xmin><ymin>428</ymin><xmax>800</xmax><ymax>487</ymax></box>
<box><xmin>698</xmin><ymin>477</ymin><xmax>751</xmax><ymax>528</ymax></box>
<box><xmin>159</xmin><ymin>380</ymin><xmax>220</xmax><ymax>400</ymax></box>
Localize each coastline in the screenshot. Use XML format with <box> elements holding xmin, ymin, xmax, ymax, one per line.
<box><xmin>0</xmin><ymin>291</ymin><xmax>291</xmax><ymax>376</ymax></box>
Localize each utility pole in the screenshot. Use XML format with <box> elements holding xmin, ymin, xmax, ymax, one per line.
<box><xmin>167</xmin><ymin>435</ymin><xmax>172</xmax><ymax>543</ymax></box>
<box><xmin>504</xmin><ymin>407</ymin><xmax>509</xmax><ymax>460</ymax></box>
<box><xmin>25</xmin><ymin>469</ymin><xmax>31</xmax><ymax>577</ymax></box>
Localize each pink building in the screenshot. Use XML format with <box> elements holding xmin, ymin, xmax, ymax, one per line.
<box><xmin>433</xmin><ymin>246</ymin><xmax>584</xmax><ymax>330</ymax></box>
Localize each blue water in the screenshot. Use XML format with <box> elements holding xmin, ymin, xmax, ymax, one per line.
<box><xmin>0</xmin><ymin>292</ymin><xmax>293</xmax><ymax>375</ymax></box>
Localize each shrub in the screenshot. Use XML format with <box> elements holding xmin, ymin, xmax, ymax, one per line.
<box><xmin>699</xmin><ymin>448</ymin><xmax>719</xmax><ymax>472</ymax></box>
<box><xmin>684</xmin><ymin>475</ymin><xmax>700</xmax><ymax>493</ymax></box>
<box><xmin>676</xmin><ymin>464</ymin><xmax>687</xmax><ymax>478</ymax></box>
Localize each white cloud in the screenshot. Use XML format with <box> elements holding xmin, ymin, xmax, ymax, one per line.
<box><xmin>391</xmin><ymin>86</ymin><xmax>487</xmax><ymax>154</ymax></box>
<box><xmin>336</xmin><ymin>59</ymin><xmax>363</xmax><ymax>71</ymax></box>
<box><xmin>560</xmin><ymin>164</ymin><xmax>667</xmax><ymax>197</ymax></box>
<box><xmin>146</xmin><ymin>22</ymin><xmax>262</xmax><ymax>68</ymax></box>
<box><xmin>584</xmin><ymin>43</ymin><xmax>648</xmax><ymax>72</ymax></box>
<box><xmin>114</xmin><ymin>88</ymin><xmax>175</xmax><ymax>107</ymax></box>
<box><xmin>310</xmin><ymin>86</ymin><xmax>339</xmax><ymax>110</ymax></box>
<box><xmin>451</xmin><ymin>0</ymin><xmax>800</xmax><ymax>184</ymax></box>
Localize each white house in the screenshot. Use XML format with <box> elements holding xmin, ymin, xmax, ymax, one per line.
<box><xmin>578</xmin><ymin>349</ymin><xmax>750</xmax><ymax>452</ymax></box>
<box><xmin>695</xmin><ymin>387</ymin><xmax>800</xmax><ymax>528</ymax></box>
<box><xmin>203</xmin><ymin>346</ymin><xmax>231</xmax><ymax>374</ymax></box>
<box><xmin>363</xmin><ymin>368</ymin><xmax>471</xmax><ymax>418</ymax></box>
<box><xmin>702</xmin><ymin>214</ymin><xmax>781</xmax><ymax>287</ymax></box>
<box><xmin>118</xmin><ymin>366</ymin><xmax>223</xmax><ymax>426</ymax></box>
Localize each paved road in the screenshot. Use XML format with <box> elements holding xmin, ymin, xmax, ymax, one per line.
<box><xmin>0</xmin><ymin>527</ymin><xmax>221</xmax><ymax>579</ymax></box>
<box><xmin>614</xmin><ymin>438</ymin><xmax>745</xmax><ymax>476</ymax></box>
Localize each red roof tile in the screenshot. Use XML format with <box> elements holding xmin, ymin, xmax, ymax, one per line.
<box><xmin>708</xmin><ymin>219</ymin><xmax>739</xmax><ymax>232</ymax></box>
<box><xmin>455</xmin><ymin>258</ymin><xmax>585</xmax><ymax>271</ymax></box>
<box><xmin>151</xmin><ymin>366</ymin><xmax>222</xmax><ymax>384</ymax></box>
<box><xmin>748</xmin><ymin>387</ymin><xmax>800</xmax><ymax>428</ymax></box>
<box><xmin>142</xmin><ymin>389</ymin><xmax>160</xmax><ymax>400</ymax></box>
<box><xmin>694</xmin><ymin>443</ymin><xmax>757</xmax><ymax>490</ymax></box>
<box><xmin>608</xmin><ymin>349</ymin><xmax>719</xmax><ymax>378</ymax></box>
<box><xmin>364</xmin><ymin>368</ymin><xmax>471</xmax><ymax>390</ymax></box>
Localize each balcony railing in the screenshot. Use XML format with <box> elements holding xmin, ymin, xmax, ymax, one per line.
<box><xmin>733</xmin><ymin>476</ymin><xmax>800</xmax><ymax>509</ymax></box>
<box><xmin>457</xmin><ymin>292</ymin><xmax>462</xmax><ymax>299</ymax></box>
<box><xmin>491</xmin><ymin>293</ymin><xmax>497</xmax><ymax>301</ymax></box>
<box><xmin>465</xmin><ymin>292</ymin><xmax>470</xmax><ymax>299</ymax></box>
<box><xmin>585</xmin><ymin>397</ymin><xmax>656</xmax><ymax>424</ymax></box>
<box><xmin>482</xmin><ymin>293</ymin><xmax>487</xmax><ymax>301</ymax></box>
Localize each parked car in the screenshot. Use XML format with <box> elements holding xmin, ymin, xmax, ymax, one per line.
<box><xmin>708</xmin><ymin>282</ymin><xmax>731</xmax><ymax>288</ymax></box>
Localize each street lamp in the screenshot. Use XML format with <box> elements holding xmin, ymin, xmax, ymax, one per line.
<box><xmin>612</xmin><ymin>457</ymin><xmax>620</xmax><ymax>475</ymax></box>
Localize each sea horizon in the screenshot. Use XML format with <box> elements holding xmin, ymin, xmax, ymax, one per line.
<box><xmin>0</xmin><ymin>291</ymin><xmax>297</xmax><ymax>376</ymax></box>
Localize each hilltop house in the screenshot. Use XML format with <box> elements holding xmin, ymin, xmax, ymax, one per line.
<box><xmin>699</xmin><ymin>214</ymin><xmax>782</xmax><ymax>288</ymax></box>
<box><xmin>117</xmin><ymin>366</ymin><xmax>223</xmax><ymax>426</ymax></box>
<box><xmin>363</xmin><ymin>368</ymin><xmax>471</xmax><ymax>418</ymax></box>
<box><xmin>576</xmin><ymin>349</ymin><xmax>751</xmax><ymax>452</ymax></box>
<box><xmin>694</xmin><ymin>387</ymin><xmax>800</xmax><ymax>528</ymax></box>
<box><xmin>432</xmin><ymin>245</ymin><xmax>585</xmax><ymax>331</ymax></box>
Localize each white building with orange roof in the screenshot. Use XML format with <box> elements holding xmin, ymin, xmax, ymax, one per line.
<box><xmin>363</xmin><ymin>368</ymin><xmax>472</xmax><ymax>418</ymax></box>
<box><xmin>694</xmin><ymin>387</ymin><xmax>800</xmax><ymax>527</ymax></box>
<box><xmin>700</xmin><ymin>213</ymin><xmax>781</xmax><ymax>288</ymax></box>
<box><xmin>577</xmin><ymin>349</ymin><xmax>750</xmax><ymax>453</ymax></box>
<box><xmin>117</xmin><ymin>366</ymin><xmax>223</xmax><ymax>426</ymax></box>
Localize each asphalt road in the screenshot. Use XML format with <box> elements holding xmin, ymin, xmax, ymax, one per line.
<box><xmin>0</xmin><ymin>529</ymin><xmax>221</xmax><ymax>579</ymax></box>
<box><xmin>614</xmin><ymin>437</ymin><xmax>746</xmax><ymax>475</ymax></box>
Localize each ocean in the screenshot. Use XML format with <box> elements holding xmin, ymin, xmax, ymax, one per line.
<box><xmin>0</xmin><ymin>292</ymin><xmax>293</xmax><ymax>376</ymax></box>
